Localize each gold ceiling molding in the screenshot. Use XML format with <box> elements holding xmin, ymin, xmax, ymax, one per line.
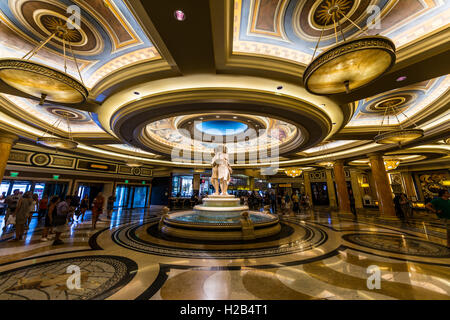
<box><xmin>98</xmin><ymin>74</ymin><xmax>342</xmax><ymax>137</ymax></box>
<box><xmin>88</xmin><ymin>58</ymin><xmax>171</xmax><ymax>98</ymax></box>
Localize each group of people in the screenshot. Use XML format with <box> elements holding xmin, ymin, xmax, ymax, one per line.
<box><xmin>1</xmin><ymin>190</ymin><xmax>116</xmax><ymax>245</ymax></box>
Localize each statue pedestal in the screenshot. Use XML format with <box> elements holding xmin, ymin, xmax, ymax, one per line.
<box><xmin>194</xmin><ymin>194</ymin><xmax>248</xmax><ymax>217</ymax></box>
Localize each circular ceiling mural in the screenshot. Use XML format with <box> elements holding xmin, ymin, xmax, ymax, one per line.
<box><xmin>141</xmin><ymin>113</ymin><xmax>301</xmax><ymax>158</ymax></box>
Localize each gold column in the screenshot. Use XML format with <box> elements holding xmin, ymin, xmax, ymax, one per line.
<box><xmin>368</xmin><ymin>154</ymin><xmax>396</xmax><ymax>216</ymax></box>
<box><xmin>349</xmin><ymin>169</ymin><xmax>364</xmax><ymax>210</ymax></box>
<box><xmin>303</xmin><ymin>171</ymin><xmax>313</xmax><ymax>205</ymax></box>
<box><xmin>401</xmin><ymin>172</ymin><xmax>416</xmax><ymax>199</ymax></box>
<box><xmin>333</xmin><ymin>160</ymin><xmax>351</xmax><ymax>213</ymax></box>
<box><xmin>193</xmin><ymin>174</ymin><xmax>200</xmax><ymax>192</ymax></box>
<box><xmin>249</xmin><ymin>177</ymin><xmax>255</xmax><ymax>191</ymax></box>
<box><xmin>0</xmin><ymin>131</ymin><xmax>19</xmax><ymax>183</ymax></box>
<box><xmin>325</xmin><ymin>169</ymin><xmax>337</xmax><ymax>209</ymax></box>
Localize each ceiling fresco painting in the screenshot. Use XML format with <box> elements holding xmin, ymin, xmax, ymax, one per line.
<box><xmin>347</xmin><ymin>75</ymin><xmax>450</xmax><ymax>127</ymax></box>
<box><xmin>233</xmin><ymin>0</ymin><xmax>450</xmax><ymax>64</ymax></box>
<box><xmin>0</xmin><ymin>0</ymin><xmax>160</xmax><ymax>89</ymax></box>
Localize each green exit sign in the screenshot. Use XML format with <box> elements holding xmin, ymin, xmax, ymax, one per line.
<box><xmin>125</xmin><ymin>180</ymin><xmax>129</xmax><ymax>184</ymax></box>
<box><xmin>10</xmin><ymin>172</ymin><xmax>19</xmax><ymax>177</ymax></box>
<box><xmin>142</xmin><ymin>181</ymin><xmax>146</xmax><ymax>185</ymax></box>
<box><xmin>53</xmin><ymin>175</ymin><xmax>60</xmax><ymax>180</ymax></box>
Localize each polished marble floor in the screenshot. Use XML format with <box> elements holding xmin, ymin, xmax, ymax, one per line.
<box><xmin>0</xmin><ymin>207</ymin><xmax>449</xmax><ymax>300</ymax></box>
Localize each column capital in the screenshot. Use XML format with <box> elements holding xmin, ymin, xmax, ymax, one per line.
<box><xmin>0</xmin><ymin>130</ymin><xmax>19</xmax><ymax>144</ymax></box>
<box><xmin>334</xmin><ymin>159</ymin><xmax>345</xmax><ymax>166</ymax></box>
<box><xmin>368</xmin><ymin>153</ymin><xmax>384</xmax><ymax>160</ymax></box>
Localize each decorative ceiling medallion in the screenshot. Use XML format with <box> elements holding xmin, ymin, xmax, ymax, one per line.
<box><xmin>374</xmin><ymin>129</ymin><xmax>424</xmax><ymax>145</ymax></box>
<box><xmin>40</xmin><ymin>15</ymin><xmax>83</xmax><ymax>43</ymax></box>
<box><xmin>31</xmin><ymin>153</ymin><xmax>50</xmax><ymax>166</ymax></box>
<box><xmin>37</xmin><ymin>137</ymin><xmax>78</xmax><ymax>149</ymax></box>
<box><xmin>285</xmin><ymin>168</ymin><xmax>303</xmax><ymax>177</ymax></box>
<box><xmin>313</xmin><ymin>0</ymin><xmax>354</xmax><ymax>27</ymax></box>
<box><xmin>0</xmin><ymin>58</ymin><xmax>88</xmax><ymax>104</ymax></box>
<box><xmin>303</xmin><ymin>36</ymin><xmax>396</xmax><ymax>95</ymax></box>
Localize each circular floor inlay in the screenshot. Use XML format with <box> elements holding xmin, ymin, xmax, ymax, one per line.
<box><xmin>0</xmin><ymin>255</ymin><xmax>137</xmax><ymax>300</ymax></box>
<box><xmin>343</xmin><ymin>233</ymin><xmax>450</xmax><ymax>258</ymax></box>
<box><xmin>111</xmin><ymin>217</ymin><xmax>328</xmax><ymax>259</ymax></box>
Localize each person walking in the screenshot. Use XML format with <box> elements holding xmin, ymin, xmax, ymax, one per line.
<box><xmin>3</xmin><ymin>189</ymin><xmax>21</xmax><ymax>231</ymax></box>
<box><xmin>52</xmin><ymin>196</ymin><xmax>72</xmax><ymax>245</ymax></box>
<box><xmin>79</xmin><ymin>195</ymin><xmax>89</xmax><ymax>222</ymax></box>
<box><xmin>426</xmin><ymin>189</ymin><xmax>450</xmax><ymax>246</ymax></box>
<box><xmin>106</xmin><ymin>195</ymin><xmax>115</xmax><ymax>219</ymax></box>
<box><xmin>11</xmin><ymin>191</ymin><xmax>33</xmax><ymax>241</ymax></box>
<box><xmin>41</xmin><ymin>196</ymin><xmax>59</xmax><ymax>241</ymax></box>
<box><xmin>393</xmin><ymin>193</ymin><xmax>405</xmax><ymax>220</ymax></box>
<box><xmin>38</xmin><ymin>195</ymin><xmax>48</xmax><ymax>221</ymax></box>
<box><xmin>292</xmin><ymin>192</ymin><xmax>299</xmax><ymax>214</ymax></box>
<box><xmin>25</xmin><ymin>193</ymin><xmax>38</xmax><ymax>229</ymax></box>
<box><xmin>92</xmin><ymin>192</ymin><xmax>104</xmax><ymax>229</ymax></box>
<box><xmin>400</xmin><ymin>193</ymin><xmax>413</xmax><ymax>218</ymax></box>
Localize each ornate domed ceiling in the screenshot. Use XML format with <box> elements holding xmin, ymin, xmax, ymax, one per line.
<box><xmin>233</xmin><ymin>0</ymin><xmax>449</xmax><ymax>64</ymax></box>
<box><xmin>0</xmin><ymin>0</ymin><xmax>448</xmax><ymax>169</ymax></box>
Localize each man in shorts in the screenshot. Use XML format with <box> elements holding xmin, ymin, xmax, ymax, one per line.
<box><xmin>53</xmin><ymin>196</ymin><xmax>73</xmax><ymax>245</ymax></box>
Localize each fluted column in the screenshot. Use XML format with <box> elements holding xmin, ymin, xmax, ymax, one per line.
<box><xmin>333</xmin><ymin>160</ymin><xmax>351</xmax><ymax>213</ymax></box>
<box><xmin>0</xmin><ymin>131</ymin><xmax>19</xmax><ymax>183</ymax></box>
<box><xmin>349</xmin><ymin>169</ymin><xmax>364</xmax><ymax>210</ymax></box>
<box><xmin>401</xmin><ymin>172</ymin><xmax>416</xmax><ymax>199</ymax></box>
<box><xmin>368</xmin><ymin>154</ymin><xmax>396</xmax><ymax>216</ymax></box>
<box><xmin>303</xmin><ymin>171</ymin><xmax>313</xmax><ymax>205</ymax></box>
<box><xmin>325</xmin><ymin>169</ymin><xmax>337</xmax><ymax>209</ymax></box>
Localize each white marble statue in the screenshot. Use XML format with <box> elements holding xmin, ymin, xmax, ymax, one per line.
<box><xmin>211</xmin><ymin>145</ymin><xmax>232</xmax><ymax>196</ymax></box>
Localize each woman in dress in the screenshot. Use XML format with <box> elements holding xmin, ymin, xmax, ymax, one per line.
<box><xmin>91</xmin><ymin>192</ymin><xmax>104</xmax><ymax>229</ymax></box>
<box><xmin>41</xmin><ymin>196</ymin><xmax>59</xmax><ymax>241</ymax></box>
<box><xmin>11</xmin><ymin>191</ymin><xmax>33</xmax><ymax>241</ymax></box>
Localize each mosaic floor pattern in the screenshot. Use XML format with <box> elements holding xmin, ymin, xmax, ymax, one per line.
<box><xmin>0</xmin><ymin>208</ymin><xmax>449</xmax><ymax>300</ymax></box>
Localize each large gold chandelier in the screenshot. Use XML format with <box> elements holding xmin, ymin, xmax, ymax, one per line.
<box><xmin>374</xmin><ymin>99</ymin><xmax>423</xmax><ymax>145</ymax></box>
<box><xmin>303</xmin><ymin>1</ymin><xmax>396</xmax><ymax>95</ymax></box>
<box><xmin>37</xmin><ymin>111</ymin><xmax>78</xmax><ymax>150</ymax></box>
<box><xmin>368</xmin><ymin>158</ymin><xmax>400</xmax><ymax>171</ymax></box>
<box><xmin>383</xmin><ymin>159</ymin><xmax>400</xmax><ymax>171</ymax></box>
<box><xmin>0</xmin><ymin>22</ymin><xmax>88</xmax><ymax>105</ymax></box>
<box><xmin>284</xmin><ymin>168</ymin><xmax>303</xmax><ymax>178</ymax></box>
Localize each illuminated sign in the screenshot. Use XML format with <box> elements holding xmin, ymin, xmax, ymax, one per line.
<box><xmin>10</xmin><ymin>172</ymin><xmax>19</xmax><ymax>177</ymax></box>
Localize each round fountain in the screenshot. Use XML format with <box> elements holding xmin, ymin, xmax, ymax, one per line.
<box><xmin>159</xmin><ymin>145</ymin><xmax>280</xmax><ymax>241</ymax></box>
<box><xmin>159</xmin><ymin>194</ymin><xmax>281</xmax><ymax>241</ymax></box>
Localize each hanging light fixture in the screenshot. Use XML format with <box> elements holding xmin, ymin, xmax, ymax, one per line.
<box><xmin>0</xmin><ymin>21</ymin><xmax>88</xmax><ymax>105</ymax></box>
<box><xmin>374</xmin><ymin>99</ymin><xmax>423</xmax><ymax>145</ymax></box>
<box><xmin>383</xmin><ymin>159</ymin><xmax>400</xmax><ymax>171</ymax></box>
<box><xmin>303</xmin><ymin>1</ymin><xmax>396</xmax><ymax>95</ymax></box>
<box><xmin>284</xmin><ymin>168</ymin><xmax>303</xmax><ymax>178</ymax></box>
<box><xmin>315</xmin><ymin>141</ymin><xmax>334</xmax><ymax>168</ymax></box>
<box><xmin>37</xmin><ymin>111</ymin><xmax>78</xmax><ymax>149</ymax></box>
<box><xmin>125</xmin><ymin>145</ymin><xmax>143</xmax><ymax>167</ymax></box>
<box><xmin>368</xmin><ymin>158</ymin><xmax>400</xmax><ymax>171</ymax></box>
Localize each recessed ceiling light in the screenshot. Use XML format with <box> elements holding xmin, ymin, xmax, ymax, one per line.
<box><xmin>277</xmin><ymin>85</ymin><xmax>283</xmax><ymax>90</ymax></box>
<box><xmin>134</xmin><ymin>92</ymin><xmax>140</xmax><ymax>95</ymax></box>
<box><xmin>233</xmin><ymin>116</ymin><xmax>237</xmax><ymax>119</ymax></box>
<box><xmin>174</xmin><ymin>10</ymin><xmax>185</xmax><ymax>21</ymax></box>
<box><xmin>396</xmin><ymin>76</ymin><xmax>407</xmax><ymax>82</ymax></box>
<box><xmin>188</xmin><ymin>122</ymin><xmax>192</xmax><ymax>124</ymax></box>
<box><xmin>199</xmin><ymin>117</ymin><xmax>203</xmax><ymax>120</ymax></box>
<box><xmin>216</xmin><ymin>115</ymin><xmax>220</xmax><ymax>118</ymax></box>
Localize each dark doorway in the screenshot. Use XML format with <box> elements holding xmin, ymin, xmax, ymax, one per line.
<box><xmin>76</xmin><ymin>183</ymin><xmax>104</xmax><ymax>206</ymax></box>
<box><xmin>311</xmin><ymin>182</ymin><xmax>330</xmax><ymax>206</ymax></box>
<box><xmin>151</xmin><ymin>177</ymin><xmax>170</xmax><ymax>205</ymax></box>
<box><xmin>114</xmin><ymin>185</ymin><xmax>149</xmax><ymax>208</ymax></box>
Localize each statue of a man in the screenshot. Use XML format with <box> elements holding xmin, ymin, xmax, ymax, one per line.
<box><xmin>211</xmin><ymin>145</ymin><xmax>232</xmax><ymax>195</ymax></box>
